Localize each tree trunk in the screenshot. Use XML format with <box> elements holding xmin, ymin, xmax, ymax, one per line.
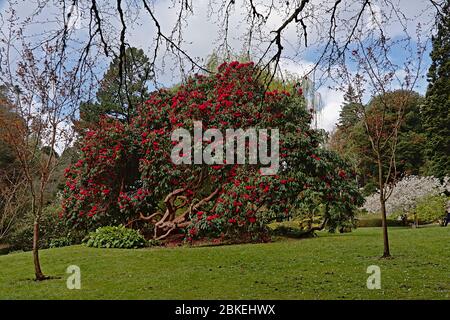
<box><xmin>32</xmin><ymin>217</ymin><xmax>46</xmax><ymax>280</ymax></box>
<box><xmin>303</xmin><ymin>217</ymin><xmax>329</xmax><ymax>236</ymax></box>
<box><xmin>32</xmin><ymin>191</ymin><xmax>47</xmax><ymax>281</ymax></box>
<box><xmin>378</xmin><ymin>159</ymin><xmax>391</xmax><ymax>258</ymax></box>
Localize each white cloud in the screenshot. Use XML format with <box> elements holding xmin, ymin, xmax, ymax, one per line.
<box><xmin>316</xmin><ymin>88</ymin><xmax>344</xmax><ymax>131</ymax></box>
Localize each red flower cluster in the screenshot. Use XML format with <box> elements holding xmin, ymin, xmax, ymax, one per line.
<box><xmin>206</xmin><ymin>214</ymin><xmax>220</xmax><ymax>221</ymax></box>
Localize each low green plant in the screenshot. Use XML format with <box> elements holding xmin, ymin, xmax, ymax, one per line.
<box><xmin>83</xmin><ymin>225</ymin><xmax>146</xmax><ymax>249</ymax></box>
<box><xmin>148</xmin><ymin>239</ymin><xmax>162</xmax><ymax>247</ymax></box>
<box><xmin>270</xmin><ymin>224</ymin><xmax>315</xmax><ymax>238</ymax></box>
<box><xmin>49</xmin><ymin>236</ymin><xmax>72</xmax><ymax>248</ymax></box>
<box><xmin>268</xmin><ymin>219</ymin><xmax>318</xmax><ymax>238</ymax></box>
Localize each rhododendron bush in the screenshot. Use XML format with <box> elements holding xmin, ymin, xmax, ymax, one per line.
<box><xmin>61</xmin><ymin>62</ymin><xmax>363</xmax><ymax>241</ymax></box>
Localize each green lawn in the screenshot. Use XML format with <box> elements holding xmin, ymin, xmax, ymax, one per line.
<box><xmin>0</xmin><ymin>227</ymin><xmax>449</xmax><ymax>299</ymax></box>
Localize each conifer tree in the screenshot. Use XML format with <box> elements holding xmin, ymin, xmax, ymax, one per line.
<box><xmin>422</xmin><ymin>3</ymin><xmax>450</xmax><ymax>178</ymax></box>
<box><xmin>77</xmin><ymin>47</ymin><xmax>151</xmax><ymax>130</ymax></box>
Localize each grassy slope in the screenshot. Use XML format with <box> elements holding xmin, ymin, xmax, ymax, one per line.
<box><xmin>0</xmin><ymin>227</ymin><xmax>449</xmax><ymax>300</ymax></box>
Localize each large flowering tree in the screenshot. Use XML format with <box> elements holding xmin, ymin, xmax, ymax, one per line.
<box><xmin>363</xmin><ymin>175</ymin><xmax>450</xmax><ymax>215</ymax></box>
<box><xmin>61</xmin><ymin>62</ymin><xmax>363</xmax><ymax>241</ymax></box>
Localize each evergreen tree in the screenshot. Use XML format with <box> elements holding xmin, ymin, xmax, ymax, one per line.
<box><xmin>397</xmin><ymin>93</ymin><xmax>426</xmax><ymax>175</ymax></box>
<box><xmin>331</xmin><ymin>90</ymin><xmax>426</xmax><ymax>193</ymax></box>
<box><xmin>77</xmin><ymin>47</ymin><xmax>152</xmax><ymax>130</ymax></box>
<box><xmin>422</xmin><ymin>3</ymin><xmax>450</xmax><ymax>178</ymax></box>
<box><xmin>337</xmin><ymin>85</ymin><xmax>361</xmax><ymax>129</ymax></box>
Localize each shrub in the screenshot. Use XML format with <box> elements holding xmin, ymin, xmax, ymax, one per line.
<box><xmin>268</xmin><ymin>219</ymin><xmax>318</xmax><ymax>238</ymax></box>
<box><xmin>0</xmin><ymin>244</ymin><xmax>10</xmax><ymax>255</ymax></box>
<box><xmin>49</xmin><ymin>236</ymin><xmax>72</xmax><ymax>248</ymax></box>
<box><xmin>83</xmin><ymin>225</ymin><xmax>146</xmax><ymax>249</ymax></box>
<box><xmin>269</xmin><ymin>224</ymin><xmax>314</xmax><ymax>238</ymax></box>
<box><xmin>416</xmin><ymin>195</ymin><xmax>449</xmax><ymax>224</ymax></box>
<box><xmin>356</xmin><ymin>216</ymin><xmax>406</xmax><ymax>228</ymax></box>
<box><xmin>7</xmin><ymin>204</ymin><xmax>86</xmax><ymax>251</ymax></box>
<box><xmin>148</xmin><ymin>239</ymin><xmax>162</xmax><ymax>247</ymax></box>
<box><xmin>62</xmin><ymin>61</ymin><xmax>364</xmax><ymax>242</ymax></box>
<box><xmin>7</xmin><ymin>219</ymin><xmax>35</xmax><ymax>251</ymax></box>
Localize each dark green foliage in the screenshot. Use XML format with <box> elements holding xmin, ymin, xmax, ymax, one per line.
<box><xmin>77</xmin><ymin>47</ymin><xmax>152</xmax><ymax>130</ymax></box>
<box><xmin>147</xmin><ymin>239</ymin><xmax>162</xmax><ymax>247</ymax></box>
<box><xmin>7</xmin><ymin>222</ymin><xmax>35</xmax><ymax>251</ymax></box>
<box><xmin>7</xmin><ymin>204</ymin><xmax>86</xmax><ymax>251</ymax></box>
<box><xmin>396</xmin><ymin>93</ymin><xmax>426</xmax><ymax>175</ymax></box>
<box><xmin>337</xmin><ymin>85</ymin><xmax>362</xmax><ymax>129</ymax></box>
<box><xmin>416</xmin><ymin>195</ymin><xmax>449</xmax><ymax>224</ymax></box>
<box><xmin>83</xmin><ymin>225</ymin><xmax>146</xmax><ymax>249</ymax></box>
<box><xmin>49</xmin><ymin>237</ymin><xmax>73</xmax><ymax>248</ymax></box>
<box><xmin>356</xmin><ymin>216</ymin><xmax>406</xmax><ymax>228</ymax></box>
<box><xmin>422</xmin><ymin>3</ymin><xmax>450</xmax><ymax>178</ymax></box>
<box><xmin>331</xmin><ymin>90</ymin><xmax>427</xmax><ymax>192</ymax></box>
<box><xmin>269</xmin><ymin>224</ymin><xmax>316</xmax><ymax>238</ymax></box>
<box><xmin>0</xmin><ymin>245</ymin><xmax>10</xmax><ymax>255</ymax></box>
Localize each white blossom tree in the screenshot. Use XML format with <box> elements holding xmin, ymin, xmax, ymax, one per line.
<box><xmin>363</xmin><ymin>175</ymin><xmax>450</xmax><ymax>217</ymax></box>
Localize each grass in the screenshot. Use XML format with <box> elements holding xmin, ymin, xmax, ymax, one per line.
<box><xmin>0</xmin><ymin>226</ymin><xmax>449</xmax><ymax>299</ymax></box>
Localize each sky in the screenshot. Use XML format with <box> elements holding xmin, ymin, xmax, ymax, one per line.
<box><xmin>0</xmin><ymin>0</ymin><xmax>439</xmax><ymax>132</ymax></box>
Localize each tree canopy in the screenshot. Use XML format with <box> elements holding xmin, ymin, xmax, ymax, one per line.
<box><xmin>76</xmin><ymin>47</ymin><xmax>152</xmax><ymax>131</ymax></box>
<box><xmin>422</xmin><ymin>2</ymin><xmax>450</xmax><ymax>178</ymax></box>
<box><xmin>330</xmin><ymin>90</ymin><xmax>426</xmax><ymax>195</ymax></box>
<box><xmin>61</xmin><ymin>62</ymin><xmax>363</xmax><ymax>241</ymax></box>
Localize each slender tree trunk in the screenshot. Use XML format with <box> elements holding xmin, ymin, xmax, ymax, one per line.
<box><xmin>31</xmin><ymin>197</ymin><xmax>47</xmax><ymax>281</ymax></box>
<box><xmin>413</xmin><ymin>212</ymin><xmax>419</xmax><ymax>228</ymax></box>
<box><xmin>32</xmin><ymin>217</ymin><xmax>45</xmax><ymax>280</ymax></box>
<box><xmin>377</xmin><ymin>158</ymin><xmax>391</xmax><ymax>258</ymax></box>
